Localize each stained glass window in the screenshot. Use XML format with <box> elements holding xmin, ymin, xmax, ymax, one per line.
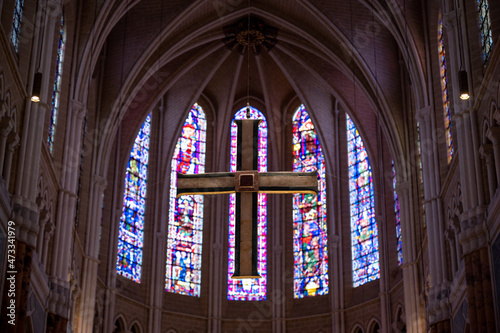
<box><xmin>477</xmin><ymin>0</ymin><xmax>493</xmax><ymax>64</ymax></box>
<box><xmin>392</xmin><ymin>162</ymin><xmax>403</xmax><ymax>265</ymax></box>
<box><xmin>292</xmin><ymin>105</ymin><xmax>329</xmax><ymax>298</ymax></box>
<box><xmin>10</xmin><ymin>0</ymin><xmax>24</xmax><ymax>53</ymax></box>
<box><xmin>116</xmin><ymin>114</ymin><xmax>151</xmax><ymax>283</ymax></box>
<box><xmin>166</xmin><ymin>104</ymin><xmax>206</xmax><ymax>297</ymax></box>
<box><xmin>347</xmin><ymin>114</ymin><xmax>379</xmax><ymax>287</ymax></box>
<box><xmin>417</xmin><ymin>122</ymin><xmax>425</xmax><ymax>225</ymax></box>
<box><xmin>438</xmin><ymin>21</ymin><xmax>453</xmax><ymax>163</ymax></box>
<box><xmin>48</xmin><ymin>12</ymin><xmax>66</xmax><ymax>153</ymax></box>
<box><xmin>228</xmin><ymin>106</ymin><xmax>267</xmax><ymax>301</ymax></box>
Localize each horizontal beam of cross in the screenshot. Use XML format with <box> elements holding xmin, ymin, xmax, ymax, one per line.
<box><xmin>176</xmin><ymin>170</ymin><xmax>318</xmax><ymax>197</ymax></box>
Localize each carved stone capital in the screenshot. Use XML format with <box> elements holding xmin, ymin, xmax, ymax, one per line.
<box><xmin>7</xmin><ymin>132</ymin><xmax>20</xmax><ymax>150</ymax></box>
<box><xmin>443</xmin><ymin>10</ymin><xmax>457</xmax><ymax>28</ymax></box>
<box><xmin>329</xmin><ymin>234</ymin><xmax>340</xmax><ymax>248</ymax></box>
<box><xmin>427</xmin><ymin>281</ymin><xmax>452</xmax><ymax>323</ymax></box>
<box><xmin>0</xmin><ymin>119</ymin><xmax>13</xmax><ymax>137</ymax></box>
<box><xmin>459</xmin><ymin>215</ymin><xmax>488</xmax><ymax>255</ymax></box>
<box><xmin>479</xmin><ymin>143</ymin><xmax>493</xmax><ymax>161</ymax></box>
<box><xmin>487</xmin><ymin>126</ymin><xmax>500</xmax><ymax>144</ymax></box>
<box><xmin>92</xmin><ymin>174</ymin><xmax>108</xmax><ymax>189</ymax></box>
<box><xmin>70</xmin><ymin>99</ymin><xmax>87</xmax><ymax>121</ymax></box>
<box><xmin>46</xmin><ymin>0</ymin><xmax>62</xmax><ymax>17</ymax></box>
<box><xmin>444</xmin><ymin>228</ymin><xmax>455</xmax><ymax>243</ymax></box>
<box><xmin>48</xmin><ymin>280</ymin><xmax>71</xmax><ymax>317</ymax></box>
<box><xmin>395</xmin><ymin>180</ymin><xmax>411</xmax><ymax>193</ymax></box>
<box><xmin>415</xmin><ymin>106</ymin><xmax>432</xmax><ymax>122</ymax></box>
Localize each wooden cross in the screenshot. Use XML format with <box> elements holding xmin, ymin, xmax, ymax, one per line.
<box><xmin>176</xmin><ymin>117</ymin><xmax>318</xmax><ymax>279</ymax></box>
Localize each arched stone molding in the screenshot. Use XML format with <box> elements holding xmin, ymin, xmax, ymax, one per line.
<box><xmin>129</xmin><ymin>321</ymin><xmax>143</xmax><ymax>333</ymax></box>
<box><xmin>351</xmin><ymin>323</ymin><xmax>364</xmax><ymax>333</ymax></box>
<box><xmin>367</xmin><ymin>318</ymin><xmax>381</xmax><ymax>333</ymax></box>
<box><xmin>35</xmin><ymin>174</ymin><xmax>54</xmax><ymax>271</ymax></box>
<box><xmin>392</xmin><ymin>305</ymin><xmax>406</xmax><ymax>333</ymax></box>
<box><xmin>91</xmin><ymin>4</ymin><xmax>411</xmax><ymax>195</ymax></box>
<box><xmin>113</xmin><ymin>315</ymin><xmax>127</xmax><ymax>333</ymax></box>
<box><xmin>165</xmin><ymin>329</ymin><xmax>178</xmax><ymax>333</ymax></box>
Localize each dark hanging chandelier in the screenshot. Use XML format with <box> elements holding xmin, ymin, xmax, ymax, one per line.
<box><xmin>222</xmin><ymin>15</ymin><xmax>278</xmax><ymax>54</ymax></box>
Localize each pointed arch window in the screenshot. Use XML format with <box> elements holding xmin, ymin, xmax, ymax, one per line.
<box><xmin>292</xmin><ymin>104</ymin><xmax>328</xmax><ymax>298</ymax></box>
<box><xmin>166</xmin><ymin>104</ymin><xmax>207</xmax><ymax>297</ymax></box>
<box><xmin>228</xmin><ymin>106</ymin><xmax>267</xmax><ymax>301</ymax></box>
<box><xmin>116</xmin><ymin>114</ymin><xmax>151</xmax><ymax>283</ymax></box>
<box><xmin>392</xmin><ymin>161</ymin><xmax>402</xmax><ymax>265</ymax></box>
<box><xmin>347</xmin><ymin>114</ymin><xmax>379</xmax><ymax>287</ymax></box>
<box><xmin>438</xmin><ymin>21</ymin><xmax>453</xmax><ymax>163</ymax></box>
<box><xmin>10</xmin><ymin>0</ymin><xmax>24</xmax><ymax>53</ymax></box>
<box><xmin>48</xmin><ymin>11</ymin><xmax>66</xmax><ymax>153</ymax></box>
<box><xmin>477</xmin><ymin>0</ymin><xmax>493</xmax><ymax>64</ymax></box>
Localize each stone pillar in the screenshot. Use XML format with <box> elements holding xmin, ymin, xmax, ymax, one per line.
<box><xmin>46</xmin><ymin>312</ymin><xmax>69</xmax><ymax>333</ymax></box>
<box><xmin>479</xmin><ymin>144</ymin><xmax>497</xmax><ymax>199</ymax></box>
<box><xmin>48</xmin><ymin>100</ymin><xmax>87</xmax><ymax>331</ymax></box>
<box><xmin>4</xmin><ymin>133</ymin><xmax>20</xmax><ymax>185</ymax></box>
<box><xmin>0</xmin><ymin>241</ymin><xmax>34</xmax><ymax>332</ymax></box>
<box><xmin>397</xmin><ymin>180</ymin><xmax>426</xmax><ymax>333</ymax></box>
<box><xmin>416</xmin><ymin>107</ymin><xmax>450</xmax><ymax>329</ymax></box>
<box><xmin>36</xmin><ymin>208</ymin><xmax>50</xmax><ymax>260</ymax></box>
<box><xmin>460</xmin><ymin>223</ymin><xmax>496</xmax><ymax>333</ymax></box>
<box><xmin>487</xmin><ymin>127</ymin><xmax>500</xmax><ymax>190</ymax></box>
<box><xmin>429</xmin><ymin>319</ymin><xmax>451</xmax><ymax>333</ymax></box>
<box><xmin>444</xmin><ymin>229</ymin><xmax>457</xmax><ymax>275</ymax></box>
<box><xmin>76</xmin><ymin>175</ymin><xmax>106</xmax><ymax>333</ymax></box>
<box><xmin>0</xmin><ymin>122</ymin><xmax>12</xmax><ymax>176</ymax></box>
<box><xmin>454</xmin><ymin>103</ymin><xmax>494</xmax><ymax>332</ymax></box>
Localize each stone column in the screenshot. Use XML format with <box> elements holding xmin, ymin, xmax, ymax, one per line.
<box><xmin>416</xmin><ymin>107</ymin><xmax>450</xmax><ymax>330</ymax></box>
<box><xmin>454</xmin><ymin>104</ymin><xmax>494</xmax><ymax>332</ymax></box>
<box><xmin>0</xmin><ymin>122</ymin><xmax>12</xmax><ymax>176</ymax></box>
<box><xmin>444</xmin><ymin>229</ymin><xmax>457</xmax><ymax>275</ymax></box>
<box><xmin>3</xmin><ymin>133</ymin><xmax>20</xmax><ymax>185</ymax></box>
<box><xmin>76</xmin><ymin>175</ymin><xmax>107</xmax><ymax>333</ymax></box>
<box><xmin>397</xmin><ymin>180</ymin><xmax>426</xmax><ymax>333</ymax></box>
<box><xmin>479</xmin><ymin>144</ymin><xmax>497</xmax><ymax>199</ymax></box>
<box><xmin>48</xmin><ymin>100</ymin><xmax>87</xmax><ymax>331</ymax></box>
<box><xmin>3</xmin><ymin>1</ymin><xmax>56</xmax><ymax>328</ymax></box>
<box><xmin>459</xmin><ymin>222</ymin><xmax>495</xmax><ymax>332</ymax></box>
<box><xmin>487</xmin><ymin>127</ymin><xmax>500</xmax><ymax>189</ymax></box>
<box><xmin>0</xmin><ymin>241</ymin><xmax>34</xmax><ymax>332</ymax></box>
<box><xmin>36</xmin><ymin>208</ymin><xmax>50</xmax><ymax>261</ymax></box>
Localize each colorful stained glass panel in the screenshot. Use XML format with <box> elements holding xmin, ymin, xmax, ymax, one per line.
<box><xmin>11</xmin><ymin>0</ymin><xmax>24</xmax><ymax>53</ymax></box>
<box><xmin>347</xmin><ymin>114</ymin><xmax>379</xmax><ymax>287</ymax></box>
<box><xmin>166</xmin><ymin>104</ymin><xmax>206</xmax><ymax>297</ymax></box>
<box><xmin>292</xmin><ymin>104</ymin><xmax>329</xmax><ymax>298</ymax></box>
<box><xmin>116</xmin><ymin>114</ymin><xmax>151</xmax><ymax>283</ymax></box>
<box><xmin>392</xmin><ymin>162</ymin><xmax>403</xmax><ymax>265</ymax></box>
<box><xmin>48</xmin><ymin>12</ymin><xmax>65</xmax><ymax>153</ymax></box>
<box><xmin>438</xmin><ymin>21</ymin><xmax>453</xmax><ymax>163</ymax></box>
<box><xmin>228</xmin><ymin>106</ymin><xmax>267</xmax><ymax>301</ymax></box>
<box><xmin>477</xmin><ymin>0</ymin><xmax>493</xmax><ymax>64</ymax></box>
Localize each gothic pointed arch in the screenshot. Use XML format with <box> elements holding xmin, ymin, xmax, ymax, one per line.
<box><xmin>116</xmin><ymin>114</ymin><xmax>151</xmax><ymax>283</ymax></box>
<box><xmin>346</xmin><ymin>113</ymin><xmax>379</xmax><ymax>286</ymax></box>
<box><xmin>227</xmin><ymin>105</ymin><xmax>268</xmax><ymax>301</ymax></box>
<box><xmin>166</xmin><ymin>103</ymin><xmax>207</xmax><ymax>297</ymax></box>
<box><xmin>292</xmin><ymin>104</ymin><xmax>328</xmax><ymax>298</ymax></box>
